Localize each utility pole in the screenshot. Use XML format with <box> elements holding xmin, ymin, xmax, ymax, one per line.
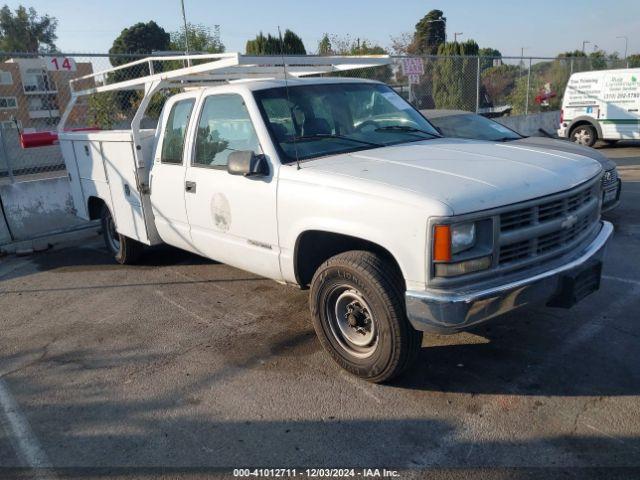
<box><xmin>520</xmin><ymin>47</ymin><xmax>529</xmax><ymax>68</ymax></box>
<box><xmin>582</xmin><ymin>40</ymin><xmax>590</xmax><ymax>53</ymax></box>
<box><xmin>180</xmin><ymin>0</ymin><xmax>191</xmax><ymax>66</ymax></box>
<box><xmin>617</xmin><ymin>36</ymin><xmax>628</xmax><ymax>67</ymax></box>
<box><xmin>454</xmin><ymin>32</ymin><xmax>463</xmax><ymax>42</ymax></box>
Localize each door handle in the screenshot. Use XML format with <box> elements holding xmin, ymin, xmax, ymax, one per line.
<box><xmin>185</xmin><ymin>181</ymin><xmax>196</xmax><ymax>193</ymax></box>
<box><xmin>628</xmin><ymin>108</ymin><xmax>638</xmax><ymax>112</ymax></box>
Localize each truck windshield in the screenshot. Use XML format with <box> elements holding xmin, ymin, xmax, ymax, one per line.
<box><xmin>253</xmin><ymin>82</ymin><xmax>441</xmax><ymax>163</ymax></box>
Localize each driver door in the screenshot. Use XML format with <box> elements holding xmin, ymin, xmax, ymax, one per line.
<box><xmin>184</xmin><ymin>91</ymin><xmax>281</xmax><ymax>280</ymax></box>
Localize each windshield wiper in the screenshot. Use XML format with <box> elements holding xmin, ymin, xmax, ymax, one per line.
<box><xmin>283</xmin><ymin>134</ymin><xmax>384</xmax><ymax>147</ymax></box>
<box><xmin>375</xmin><ymin>125</ymin><xmax>441</xmax><ymax>138</ymax></box>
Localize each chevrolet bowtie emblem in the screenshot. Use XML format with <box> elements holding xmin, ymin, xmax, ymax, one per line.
<box><xmin>561</xmin><ymin>214</ymin><xmax>578</xmax><ymax>229</ymax></box>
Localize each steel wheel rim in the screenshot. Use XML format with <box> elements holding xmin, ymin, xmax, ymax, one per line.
<box><xmin>574</xmin><ymin>128</ymin><xmax>591</xmax><ymax>145</ymax></box>
<box><xmin>326</xmin><ymin>285</ymin><xmax>378</xmax><ymax>358</ymax></box>
<box><xmin>106</xmin><ymin>213</ymin><xmax>120</xmax><ymax>252</ymax></box>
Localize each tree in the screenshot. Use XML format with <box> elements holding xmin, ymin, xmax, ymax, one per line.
<box><xmin>479</xmin><ymin>47</ymin><xmax>502</xmax><ymax>72</ymax></box>
<box><xmin>109</xmin><ymin>21</ymin><xmax>170</xmax><ymax>66</ymax></box>
<box><xmin>170</xmin><ymin>23</ymin><xmax>224</xmax><ymax>53</ymax></box>
<box><xmin>0</xmin><ymin>5</ymin><xmax>57</xmax><ymax>52</ymax></box>
<box><xmin>245</xmin><ymin>29</ymin><xmax>306</xmax><ymax>55</ymax></box>
<box><xmin>628</xmin><ymin>54</ymin><xmax>640</xmax><ymax>68</ymax></box>
<box><xmin>409</xmin><ymin>9</ymin><xmax>446</xmax><ymax>55</ymax></box>
<box><xmin>317</xmin><ymin>33</ymin><xmax>332</xmax><ymax>55</ymax></box>
<box><xmin>283</xmin><ymin>30</ymin><xmax>305</xmax><ymax>54</ymax></box>
<box><xmin>109</xmin><ymin>21</ymin><xmax>170</xmax><ymax>112</ymax></box>
<box><xmin>315</xmin><ymin>35</ymin><xmax>391</xmax><ymax>82</ymax></box>
<box><xmin>481</xmin><ymin>64</ymin><xmax>519</xmax><ymax>108</ymax></box>
<box><xmin>431</xmin><ymin>40</ymin><xmax>479</xmax><ymax>110</ymax></box>
<box><xmin>557</xmin><ymin>50</ymin><xmax>587</xmax><ymax>58</ymax></box>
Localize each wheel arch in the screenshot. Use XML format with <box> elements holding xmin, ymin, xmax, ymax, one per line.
<box><xmin>87</xmin><ymin>196</ymin><xmax>108</xmax><ymax>220</ymax></box>
<box><xmin>568</xmin><ymin>116</ymin><xmax>603</xmax><ymax>139</ymax></box>
<box><xmin>293</xmin><ymin>230</ymin><xmax>405</xmax><ymax>290</ymax></box>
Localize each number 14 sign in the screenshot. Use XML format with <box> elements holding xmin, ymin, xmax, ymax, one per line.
<box><xmin>47</xmin><ymin>57</ymin><xmax>77</xmax><ymax>72</ymax></box>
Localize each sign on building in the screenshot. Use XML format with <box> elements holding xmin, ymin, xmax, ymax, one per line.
<box><xmin>46</xmin><ymin>57</ymin><xmax>77</xmax><ymax>72</ymax></box>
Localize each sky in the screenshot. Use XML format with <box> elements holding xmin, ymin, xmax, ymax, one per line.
<box><xmin>4</xmin><ymin>0</ymin><xmax>640</xmax><ymax>58</ymax></box>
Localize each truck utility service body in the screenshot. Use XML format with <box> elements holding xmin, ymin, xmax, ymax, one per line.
<box><xmin>58</xmin><ymin>54</ymin><xmax>612</xmax><ymax>382</ymax></box>
<box><xmin>558</xmin><ymin>68</ymin><xmax>640</xmax><ymax>146</ymax></box>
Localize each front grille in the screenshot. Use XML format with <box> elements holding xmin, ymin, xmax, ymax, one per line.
<box><xmin>601</xmin><ymin>168</ymin><xmax>618</xmax><ymax>190</ymax></box>
<box><xmin>498</xmin><ymin>180</ymin><xmax>600</xmax><ymax>266</ymax></box>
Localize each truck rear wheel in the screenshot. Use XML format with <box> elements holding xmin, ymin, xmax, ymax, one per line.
<box><xmin>571</xmin><ymin>124</ymin><xmax>597</xmax><ymax>147</ymax></box>
<box><xmin>309</xmin><ymin>250</ymin><xmax>422</xmax><ymax>383</ymax></box>
<box><xmin>101</xmin><ymin>206</ymin><xmax>143</xmax><ymax>264</ymax></box>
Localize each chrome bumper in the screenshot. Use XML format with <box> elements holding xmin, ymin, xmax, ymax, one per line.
<box><xmin>406</xmin><ymin>221</ymin><xmax>613</xmax><ymax>334</ymax></box>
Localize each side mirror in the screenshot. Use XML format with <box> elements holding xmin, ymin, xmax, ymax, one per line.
<box><xmin>227</xmin><ymin>151</ymin><xmax>269</xmax><ymax>177</ymax></box>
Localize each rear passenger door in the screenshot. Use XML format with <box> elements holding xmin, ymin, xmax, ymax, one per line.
<box><xmin>184</xmin><ymin>91</ymin><xmax>281</xmax><ymax>280</ymax></box>
<box><xmin>150</xmin><ymin>94</ymin><xmax>197</xmax><ymax>252</ymax></box>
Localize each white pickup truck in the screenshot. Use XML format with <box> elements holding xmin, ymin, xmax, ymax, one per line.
<box><xmin>58</xmin><ymin>54</ymin><xmax>613</xmax><ymax>382</ymax></box>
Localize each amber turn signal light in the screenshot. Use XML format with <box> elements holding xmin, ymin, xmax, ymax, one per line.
<box><xmin>433</xmin><ymin>225</ymin><xmax>452</xmax><ymax>262</ymax></box>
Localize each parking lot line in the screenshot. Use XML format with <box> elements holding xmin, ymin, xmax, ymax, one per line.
<box><xmin>0</xmin><ymin>377</ymin><xmax>55</xmax><ymax>479</ymax></box>
<box><xmin>603</xmin><ymin>274</ymin><xmax>640</xmax><ymax>287</ymax></box>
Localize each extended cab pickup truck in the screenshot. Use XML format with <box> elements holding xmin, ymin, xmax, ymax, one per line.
<box><xmin>58</xmin><ymin>54</ymin><xmax>613</xmax><ymax>382</ymax></box>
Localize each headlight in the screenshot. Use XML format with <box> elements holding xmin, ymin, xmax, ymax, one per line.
<box><xmin>432</xmin><ymin>219</ymin><xmax>492</xmax><ymax>278</ymax></box>
<box><xmin>451</xmin><ymin>222</ymin><xmax>476</xmax><ymax>254</ymax></box>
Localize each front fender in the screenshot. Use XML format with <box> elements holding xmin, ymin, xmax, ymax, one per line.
<box><xmin>277</xmin><ymin>178</ymin><xmax>452</xmax><ymax>290</ymax></box>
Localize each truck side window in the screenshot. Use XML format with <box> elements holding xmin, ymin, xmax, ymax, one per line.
<box><xmin>160</xmin><ymin>99</ymin><xmax>195</xmax><ymax>164</ymax></box>
<box><xmin>194</xmin><ymin>94</ymin><xmax>261</xmax><ymax>168</ymax></box>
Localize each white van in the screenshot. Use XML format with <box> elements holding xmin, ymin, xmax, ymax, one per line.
<box><xmin>558</xmin><ymin>68</ymin><xmax>640</xmax><ymax>146</ymax></box>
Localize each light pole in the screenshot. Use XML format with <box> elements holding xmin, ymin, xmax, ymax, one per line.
<box><xmin>582</xmin><ymin>40</ymin><xmax>590</xmax><ymax>53</ymax></box>
<box><xmin>180</xmin><ymin>0</ymin><xmax>191</xmax><ymax>65</ymax></box>
<box><xmin>454</xmin><ymin>32</ymin><xmax>463</xmax><ymax>42</ymax></box>
<box><xmin>616</xmin><ymin>35</ymin><xmax>628</xmax><ymax>66</ymax></box>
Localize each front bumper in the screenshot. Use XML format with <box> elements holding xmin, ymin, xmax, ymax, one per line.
<box><xmin>405</xmin><ymin>221</ymin><xmax>613</xmax><ymax>334</ymax></box>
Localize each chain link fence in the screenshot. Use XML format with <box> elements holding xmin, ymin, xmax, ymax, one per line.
<box><xmin>0</xmin><ymin>51</ymin><xmax>630</xmax><ymax>182</ymax></box>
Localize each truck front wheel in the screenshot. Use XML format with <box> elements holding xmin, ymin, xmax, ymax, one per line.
<box><xmin>571</xmin><ymin>124</ymin><xmax>597</xmax><ymax>147</ymax></box>
<box><xmin>101</xmin><ymin>206</ymin><xmax>143</xmax><ymax>264</ymax></box>
<box><xmin>309</xmin><ymin>250</ymin><xmax>422</xmax><ymax>383</ymax></box>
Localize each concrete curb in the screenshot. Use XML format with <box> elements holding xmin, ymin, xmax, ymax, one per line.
<box><xmin>0</xmin><ymin>221</ymin><xmax>100</xmax><ymax>256</ymax></box>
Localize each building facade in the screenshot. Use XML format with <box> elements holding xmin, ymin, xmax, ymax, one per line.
<box><xmin>0</xmin><ymin>57</ymin><xmax>93</xmax><ymax>132</ymax></box>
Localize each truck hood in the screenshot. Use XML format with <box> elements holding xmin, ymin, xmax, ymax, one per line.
<box><xmin>301</xmin><ymin>138</ymin><xmax>602</xmax><ymax>215</ymax></box>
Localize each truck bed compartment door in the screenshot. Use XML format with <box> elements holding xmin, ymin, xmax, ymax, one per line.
<box><xmin>101</xmin><ymin>140</ymin><xmax>149</xmax><ymax>243</ymax></box>
<box><xmin>59</xmin><ymin>139</ymin><xmax>87</xmax><ymax>219</ymax></box>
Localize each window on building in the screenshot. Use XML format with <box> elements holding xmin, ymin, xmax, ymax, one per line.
<box><xmin>0</xmin><ymin>120</ymin><xmax>21</xmax><ymax>129</ymax></box>
<box><xmin>0</xmin><ymin>71</ymin><xmax>12</xmax><ymax>85</ymax></box>
<box><xmin>27</xmin><ymin>96</ymin><xmax>58</xmax><ymax>111</ymax></box>
<box><xmin>23</xmin><ymin>69</ymin><xmax>56</xmax><ymax>92</ymax></box>
<box><xmin>0</xmin><ymin>97</ymin><xmax>17</xmax><ymax>109</ymax></box>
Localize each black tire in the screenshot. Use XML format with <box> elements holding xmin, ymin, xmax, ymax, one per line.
<box><xmin>309</xmin><ymin>250</ymin><xmax>422</xmax><ymax>383</ymax></box>
<box><xmin>100</xmin><ymin>206</ymin><xmax>143</xmax><ymax>264</ymax></box>
<box><xmin>570</xmin><ymin>124</ymin><xmax>597</xmax><ymax>147</ymax></box>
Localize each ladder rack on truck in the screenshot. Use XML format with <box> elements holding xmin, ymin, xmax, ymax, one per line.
<box><xmin>57</xmin><ymin>53</ymin><xmax>391</xmax><ymax>246</ymax></box>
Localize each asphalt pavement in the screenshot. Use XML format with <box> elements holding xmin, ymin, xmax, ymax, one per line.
<box><xmin>1</xmin><ymin>142</ymin><xmax>639</xmax><ymax>479</ymax></box>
